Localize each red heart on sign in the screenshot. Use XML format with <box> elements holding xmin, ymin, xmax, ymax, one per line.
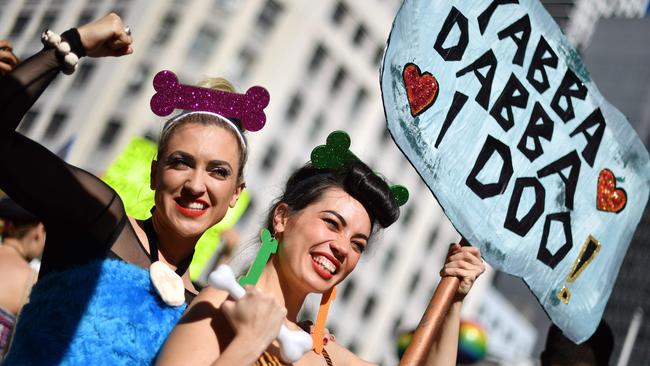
<box><xmin>596</xmin><ymin>169</ymin><xmax>627</xmax><ymax>213</ymax></box>
<box><xmin>402</xmin><ymin>63</ymin><xmax>439</xmax><ymax>117</ymax></box>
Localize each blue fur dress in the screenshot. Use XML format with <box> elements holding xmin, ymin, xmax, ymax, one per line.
<box><xmin>4</xmin><ymin>259</ymin><xmax>186</xmax><ymax>365</ymax></box>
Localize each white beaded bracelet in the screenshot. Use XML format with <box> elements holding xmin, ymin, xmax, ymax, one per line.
<box><xmin>41</xmin><ymin>29</ymin><xmax>79</xmax><ymax>75</ymax></box>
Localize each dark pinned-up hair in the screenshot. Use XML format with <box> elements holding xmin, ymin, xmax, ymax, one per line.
<box><xmin>265</xmin><ymin>160</ymin><xmax>401</xmax><ymax>235</ymax></box>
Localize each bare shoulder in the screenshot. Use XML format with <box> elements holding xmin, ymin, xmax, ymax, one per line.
<box><xmin>0</xmin><ymin>249</ymin><xmax>31</xmax><ymax>276</ymax></box>
<box><xmin>183</xmin><ymin>286</ymin><xmax>230</xmax><ymax>317</ymax></box>
<box><xmin>127</xmin><ymin>216</ymin><xmax>147</xmax><ymax>246</ymax></box>
<box><xmin>0</xmin><ymin>250</ymin><xmax>33</xmax><ymax>314</ymax></box>
<box><xmin>156</xmin><ymin>287</ymin><xmax>233</xmax><ymax>365</ymax></box>
<box><xmin>323</xmin><ymin>341</ymin><xmax>377</xmax><ymax>366</ymax></box>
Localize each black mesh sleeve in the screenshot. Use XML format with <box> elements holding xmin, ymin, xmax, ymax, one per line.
<box><xmin>0</xmin><ymin>47</ymin><xmax>130</xmax><ymax>275</ymax></box>
<box><xmin>0</xmin><ymin>48</ymin><xmax>60</xmax><ymax>131</ymax></box>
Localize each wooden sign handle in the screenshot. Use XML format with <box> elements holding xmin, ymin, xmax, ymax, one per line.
<box><xmin>399</xmin><ymin>239</ymin><xmax>469</xmax><ymax>366</ymax></box>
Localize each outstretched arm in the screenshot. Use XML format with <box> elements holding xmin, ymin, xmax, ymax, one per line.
<box><xmin>0</xmin><ymin>14</ymin><xmax>132</xmax><ymax>132</ymax></box>
<box><xmin>329</xmin><ymin>244</ymin><xmax>484</xmax><ymax>366</ymax></box>
<box><xmin>0</xmin><ymin>14</ymin><xmax>134</xmax><ymax>274</ymax></box>
<box><xmin>424</xmin><ymin>243</ymin><xmax>485</xmax><ymax>366</ymax></box>
<box><xmin>0</xmin><ymin>13</ymin><xmax>133</xmax><ymax>211</ymax></box>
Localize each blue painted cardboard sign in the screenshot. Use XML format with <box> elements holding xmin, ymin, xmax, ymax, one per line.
<box><xmin>381</xmin><ymin>0</ymin><xmax>650</xmax><ymax>343</ymax></box>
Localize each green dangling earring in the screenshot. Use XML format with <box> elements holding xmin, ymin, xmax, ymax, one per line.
<box><xmin>239</xmin><ymin>228</ymin><xmax>278</xmax><ymax>286</ymax></box>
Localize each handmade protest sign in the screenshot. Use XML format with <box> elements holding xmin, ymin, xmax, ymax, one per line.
<box><xmin>381</xmin><ymin>0</ymin><xmax>650</xmax><ymax>343</ymax></box>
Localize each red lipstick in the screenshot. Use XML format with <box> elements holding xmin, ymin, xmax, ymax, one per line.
<box><xmin>174</xmin><ymin>200</ymin><xmax>208</xmax><ymax>217</ymax></box>
<box><xmin>311</xmin><ymin>258</ymin><xmax>334</xmax><ymax>280</ymax></box>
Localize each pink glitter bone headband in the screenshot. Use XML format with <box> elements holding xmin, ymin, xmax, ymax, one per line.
<box><xmin>150</xmin><ymin>70</ymin><xmax>270</xmax><ymax>132</ymax></box>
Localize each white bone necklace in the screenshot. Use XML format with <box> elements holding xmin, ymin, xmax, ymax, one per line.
<box><xmin>143</xmin><ymin>216</ymin><xmax>193</xmax><ymax>307</ymax></box>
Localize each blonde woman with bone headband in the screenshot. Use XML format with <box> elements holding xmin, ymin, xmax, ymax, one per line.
<box><xmin>157</xmin><ymin>131</ymin><xmax>486</xmax><ymax>365</ymax></box>
<box><xmin>0</xmin><ymin>13</ymin><xmax>281</xmax><ymax>365</ymax></box>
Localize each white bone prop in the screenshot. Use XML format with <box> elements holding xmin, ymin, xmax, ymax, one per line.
<box><xmin>208</xmin><ymin>264</ymin><xmax>313</xmax><ymax>363</ymax></box>
<box><xmin>149</xmin><ymin>261</ymin><xmax>185</xmax><ymax>307</ymax></box>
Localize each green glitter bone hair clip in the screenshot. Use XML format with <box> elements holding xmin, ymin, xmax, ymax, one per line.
<box><xmin>310</xmin><ymin>130</ymin><xmax>409</xmax><ymax>206</ymax></box>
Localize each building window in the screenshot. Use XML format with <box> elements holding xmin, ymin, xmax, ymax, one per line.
<box><xmin>44</xmin><ymin>109</ymin><xmax>68</xmax><ymax>139</ymax></box>
<box><xmin>38</xmin><ymin>10</ymin><xmax>59</xmax><ymax>35</ymax></box>
<box><xmin>392</xmin><ymin>317</ymin><xmax>402</xmax><ymax>334</ymax></box>
<box><xmin>408</xmin><ymin>271</ymin><xmax>421</xmax><ymax>293</ymax></box>
<box><xmin>331</xmin><ymin>1</ymin><xmax>347</xmax><ymax>25</ymax></box>
<box><xmin>382</xmin><ymin>246</ymin><xmax>396</xmax><ymax>273</ymax></box>
<box><xmin>361</xmin><ymin>295</ymin><xmax>376</xmax><ymax>318</ymax></box>
<box><xmin>257</xmin><ymin>0</ymin><xmax>284</xmax><ymax>32</ymax></box>
<box><xmin>10</xmin><ymin>11</ymin><xmax>31</xmax><ymax>37</ymax></box>
<box><xmin>352</xmin><ymin>24</ymin><xmax>367</xmax><ymax>46</ymax></box>
<box><xmin>154</xmin><ymin>12</ymin><xmax>178</xmax><ymax>46</ymax></box>
<box><xmin>308</xmin><ymin>43</ymin><xmax>327</xmax><ymax>73</ymax></box>
<box><xmin>402</xmin><ymin>205</ymin><xmax>414</xmax><ymax>226</ymax></box>
<box><xmin>309</xmin><ymin>112</ymin><xmax>324</xmax><ymax>141</ymax></box>
<box><xmin>235</xmin><ymin>45</ymin><xmax>256</xmax><ymax>80</ymax></box>
<box><xmin>72</xmin><ymin>61</ymin><xmax>96</xmax><ymax>88</ymax></box>
<box><xmin>373</xmin><ymin>44</ymin><xmax>384</xmax><ymax>66</ymax></box>
<box><xmin>380</xmin><ymin>127</ymin><xmax>391</xmax><ymax>142</ymax></box>
<box><xmin>214</xmin><ymin>0</ymin><xmax>242</xmax><ymax>14</ymax></box>
<box><xmin>99</xmin><ymin>118</ymin><xmax>122</xmax><ymax>148</ymax></box>
<box><xmin>350</xmin><ymin>86</ymin><xmax>367</xmax><ymax>116</ymax></box>
<box><xmin>341</xmin><ymin>278</ymin><xmax>356</xmax><ymax>301</ymax></box>
<box><xmin>426</xmin><ymin>227</ymin><xmax>439</xmax><ymax>250</ymax></box>
<box><xmin>261</xmin><ymin>142</ymin><xmax>279</xmax><ymax>171</ymax></box>
<box><xmin>18</xmin><ymin>110</ymin><xmax>39</xmax><ymax>134</ymax></box>
<box><xmin>127</xmin><ymin>63</ymin><xmax>150</xmax><ymax>94</ymax></box>
<box><xmin>285</xmin><ymin>92</ymin><xmax>303</xmax><ymax>122</ymax></box>
<box><xmin>330</xmin><ymin>66</ymin><xmax>347</xmax><ymax>94</ymax></box>
<box><xmin>380</xmin><ymin>126</ymin><xmax>390</xmax><ymax>144</ymax></box>
<box><xmin>190</xmin><ymin>25</ymin><xmax>220</xmax><ymax>61</ymax></box>
<box><xmin>77</xmin><ymin>9</ymin><xmax>95</xmax><ymax>25</ymax></box>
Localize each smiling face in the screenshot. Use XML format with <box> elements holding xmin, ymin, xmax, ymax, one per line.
<box><xmin>272</xmin><ymin>187</ymin><xmax>372</xmax><ymax>294</ymax></box>
<box><xmin>151</xmin><ymin>122</ymin><xmax>244</xmax><ymax>239</ymax></box>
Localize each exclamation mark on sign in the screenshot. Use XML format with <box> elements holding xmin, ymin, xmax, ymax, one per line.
<box><xmin>557</xmin><ymin>235</ymin><xmax>601</xmax><ymax>304</ymax></box>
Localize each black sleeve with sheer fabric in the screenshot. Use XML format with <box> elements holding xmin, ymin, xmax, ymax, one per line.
<box><xmin>0</xmin><ymin>48</ymin><xmax>132</xmax><ymax>277</ymax></box>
